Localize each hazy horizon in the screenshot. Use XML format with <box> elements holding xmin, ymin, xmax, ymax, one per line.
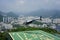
<box><xmin>0</xmin><ymin>0</ymin><xmax>60</xmax><ymax>13</ymax></box>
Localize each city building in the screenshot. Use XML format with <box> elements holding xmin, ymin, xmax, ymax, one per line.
<box><xmin>53</xmin><ymin>18</ymin><xmax>60</xmax><ymax>24</ymax></box>
<box><xmin>3</xmin><ymin>15</ymin><xmax>14</xmax><ymax>23</ymax></box>
<box><xmin>41</xmin><ymin>18</ymin><xmax>52</xmax><ymax>23</ymax></box>
<box><xmin>0</xmin><ymin>22</ymin><xmax>13</xmax><ymax>31</ymax></box>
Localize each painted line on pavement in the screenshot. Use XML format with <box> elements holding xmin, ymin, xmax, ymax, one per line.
<box><xmin>24</xmin><ymin>33</ymin><xmax>28</xmax><ymax>40</ymax></box>
<box><xmin>17</xmin><ymin>33</ymin><xmax>24</xmax><ymax>40</ymax></box>
<box><xmin>9</xmin><ymin>33</ymin><xmax>15</xmax><ymax>40</ymax></box>
<box><xmin>39</xmin><ymin>30</ymin><xmax>60</xmax><ymax>39</ymax></box>
<box><xmin>38</xmin><ymin>31</ymin><xmax>55</xmax><ymax>40</ymax></box>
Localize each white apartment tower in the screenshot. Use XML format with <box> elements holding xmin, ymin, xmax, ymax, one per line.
<box><xmin>3</xmin><ymin>15</ymin><xmax>13</xmax><ymax>23</ymax></box>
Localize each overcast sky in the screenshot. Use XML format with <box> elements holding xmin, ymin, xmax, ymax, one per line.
<box><xmin>0</xmin><ymin>0</ymin><xmax>60</xmax><ymax>13</ymax></box>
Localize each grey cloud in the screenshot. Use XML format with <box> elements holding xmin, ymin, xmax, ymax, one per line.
<box><xmin>0</xmin><ymin>0</ymin><xmax>60</xmax><ymax>13</ymax></box>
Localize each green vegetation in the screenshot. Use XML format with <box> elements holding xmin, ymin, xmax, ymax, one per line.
<box><xmin>11</xmin><ymin>25</ymin><xmax>60</xmax><ymax>34</ymax></box>
<box><xmin>32</xmin><ymin>21</ymin><xmax>43</xmax><ymax>25</ymax></box>
<box><xmin>0</xmin><ymin>25</ymin><xmax>60</xmax><ymax>40</ymax></box>
<box><xmin>0</xmin><ymin>32</ymin><xmax>7</xmax><ymax>40</ymax></box>
<box><xmin>8</xmin><ymin>27</ymin><xmax>59</xmax><ymax>34</ymax></box>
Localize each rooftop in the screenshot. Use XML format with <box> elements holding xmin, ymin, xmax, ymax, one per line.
<box><xmin>9</xmin><ymin>30</ymin><xmax>60</xmax><ymax>40</ymax></box>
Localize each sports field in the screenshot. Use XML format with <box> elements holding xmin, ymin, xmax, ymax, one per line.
<box><xmin>9</xmin><ymin>30</ymin><xmax>60</xmax><ymax>40</ymax></box>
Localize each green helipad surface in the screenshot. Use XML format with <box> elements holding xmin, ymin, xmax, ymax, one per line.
<box><xmin>9</xmin><ymin>30</ymin><xmax>60</xmax><ymax>40</ymax></box>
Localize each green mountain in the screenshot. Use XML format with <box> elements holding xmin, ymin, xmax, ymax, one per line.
<box><xmin>0</xmin><ymin>11</ymin><xmax>19</xmax><ymax>22</ymax></box>
<box><xmin>25</xmin><ymin>10</ymin><xmax>60</xmax><ymax>18</ymax></box>
<box><xmin>7</xmin><ymin>12</ymin><xmax>18</xmax><ymax>17</ymax></box>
